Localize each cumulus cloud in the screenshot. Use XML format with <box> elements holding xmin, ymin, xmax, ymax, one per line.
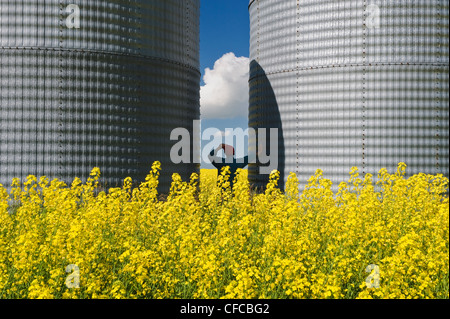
<box><xmin>213</xmin><ymin>130</ymin><xmax>232</xmax><ymax>138</ymax></box>
<box><xmin>200</xmin><ymin>52</ymin><xmax>249</xmax><ymax>119</ymax></box>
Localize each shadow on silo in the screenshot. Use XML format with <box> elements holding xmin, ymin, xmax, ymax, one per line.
<box><xmin>248</xmin><ymin>60</ymin><xmax>285</xmax><ymax>191</ymax></box>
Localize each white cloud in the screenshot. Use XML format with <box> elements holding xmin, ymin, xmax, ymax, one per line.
<box><xmin>213</xmin><ymin>130</ymin><xmax>232</xmax><ymax>138</ymax></box>
<box><xmin>200</xmin><ymin>52</ymin><xmax>249</xmax><ymax>119</ymax></box>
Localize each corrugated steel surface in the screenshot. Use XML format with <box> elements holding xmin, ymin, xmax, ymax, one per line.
<box><xmin>249</xmin><ymin>0</ymin><xmax>449</xmax><ymax>189</ymax></box>
<box><xmin>0</xmin><ymin>0</ymin><xmax>200</xmax><ymax>190</ymax></box>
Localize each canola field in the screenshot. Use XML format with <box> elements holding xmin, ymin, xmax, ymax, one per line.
<box><xmin>0</xmin><ymin>163</ymin><xmax>448</xmax><ymax>299</ymax></box>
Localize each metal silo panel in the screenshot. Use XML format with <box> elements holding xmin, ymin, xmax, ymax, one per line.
<box><xmin>249</xmin><ymin>0</ymin><xmax>449</xmax><ymax>189</ymax></box>
<box><xmin>0</xmin><ymin>1</ymin><xmax>200</xmax><ymax>191</ymax></box>
<box><xmin>292</xmin><ymin>65</ymin><xmax>364</xmax><ymax>186</ymax></box>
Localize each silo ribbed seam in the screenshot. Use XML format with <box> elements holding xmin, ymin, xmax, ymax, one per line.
<box><xmin>58</xmin><ymin>1</ymin><xmax>64</xmax><ymax>179</ymax></box>
<box><xmin>295</xmin><ymin>0</ymin><xmax>301</xmax><ymax>173</ymax></box>
<box><xmin>362</xmin><ymin>0</ymin><xmax>367</xmax><ymax>175</ymax></box>
<box><xmin>435</xmin><ymin>0</ymin><xmax>442</xmax><ymax>174</ymax></box>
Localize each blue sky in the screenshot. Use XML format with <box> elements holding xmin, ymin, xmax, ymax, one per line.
<box><xmin>200</xmin><ymin>1</ymin><xmax>250</xmax><ymax>82</ymax></box>
<box><xmin>199</xmin><ymin>0</ymin><xmax>250</xmax><ymax>167</ymax></box>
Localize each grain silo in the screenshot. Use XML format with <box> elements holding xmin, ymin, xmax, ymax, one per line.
<box><xmin>0</xmin><ymin>0</ymin><xmax>200</xmax><ymax>191</ymax></box>
<box><xmin>248</xmin><ymin>0</ymin><xmax>449</xmax><ymax>189</ymax></box>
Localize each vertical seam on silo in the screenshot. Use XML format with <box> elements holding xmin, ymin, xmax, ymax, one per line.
<box><xmin>256</xmin><ymin>0</ymin><xmax>260</xmax><ymax>61</ymax></box>
<box><xmin>296</xmin><ymin>0</ymin><xmax>300</xmax><ymax>173</ymax></box>
<box><xmin>186</xmin><ymin>0</ymin><xmax>191</xmax><ymax>66</ymax></box>
<box><xmin>185</xmin><ymin>0</ymin><xmax>190</xmax><ymax>166</ymax></box>
<box><xmin>70</xmin><ymin>50</ymin><xmax>74</xmax><ymax>180</ymax></box>
<box><xmin>0</xmin><ymin>0</ymin><xmax>3</xmax><ymax>179</ymax></box>
<box><xmin>0</xmin><ymin>5</ymin><xmax>2</xmax><ymax>177</ymax></box>
<box><xmin>435</xmin><ymin>0</ymin><xmax>441</xmax><ymax>174</ymax></box>
<box><xmin>95</xmin><ymin>4</ymin><xmax>99</xmax><ymax>175</ymax></box>
<box><xmin>43</xmin><ymin>0</ymin><xmax>47</xmax><ymax>177</ymax></box>
<box><xmin>20</xmin><ymin>1</ymin><xmax>24</xmax><ymax>180</ymax></box>
<box><xmin>58</xmin><ymin>1</ymin><xmax>63</xmax><ymax>179</ymax></box>
<box><xmin>257</xmin><ymin>0</ymin><xmax>260</xmax><ymax>184</ymax></box>
<box><xmin>35</xmin><ymin>11</ymin><xmax>39</xmax><ymax>177</ymax></box>
<box><xmin>185</xmin><ymin>1</ymin><xmax>189</xmax><ymax>172</ymax></box>
<box><xmin>362</xmin><ymin>0</ymin><xmax>367</xmax><ymax>175</ymax></box>
<box><xmin>138</xmin><ymin>0</ymin><xmax>143</xmax><ymax>167</ymax></box>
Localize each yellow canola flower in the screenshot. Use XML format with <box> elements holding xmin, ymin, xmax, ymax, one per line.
<box><xmin>0</xmin><ymin>163</ymin><xmax>447</xmax><ymax>299</ymax></box>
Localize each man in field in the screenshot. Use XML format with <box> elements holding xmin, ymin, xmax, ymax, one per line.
<box><xmin>208</xmin><ymin>144</ymin><xmax>249</xmax><ymax>189</ymax></box>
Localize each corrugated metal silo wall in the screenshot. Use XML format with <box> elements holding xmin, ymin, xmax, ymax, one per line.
<box><xmin>249</xmin><ymin>0</ymin><xmax>449</xmax><ymax>190</ymax></box>
<box><xmin>0</xmin><ymin>0</ymin><xmax>200</xmax><ymax>191</ymax></box>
